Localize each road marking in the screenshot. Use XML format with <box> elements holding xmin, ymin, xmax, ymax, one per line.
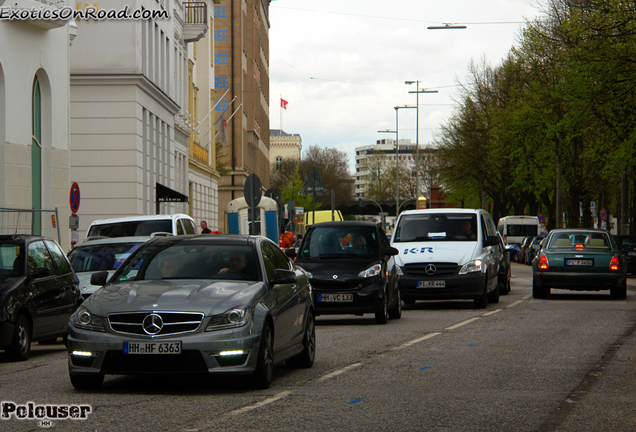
<box><xmin>228</xmin><ymin>391</ymin><xmax>293</xmax><ymax>416</ymax></box>
<box><xmin>317</xmin><ymin>362</ymin><xmax>363</xmax><ymax>382</ymax></box>
<box><xmin>523</xmin><ymin>294</ymin><xmax>531</xmax><ymax>299</ymax></box>
<box><xmin>483</xmin><ymin>309</ymin><xmax>502</xmax><ymax>316</ymax></box>
<box><xmin>506</xmin><ymin>300</ymin><xmax>524</xmax><ymax>308</ymax></box>
<box><xmin>445</xmin><ymin>317</ymin><xmax>480</xmax><ymax>330</ymax></box>
<box><xmin>392</xmin><ymin>332</ymin><xmax>441</xmax><ymax>350</ymax></box>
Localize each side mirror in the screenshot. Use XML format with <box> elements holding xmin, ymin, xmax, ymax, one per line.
<box><xmin>31</xmin><ymin>267</ymin><xmax>51</xmax><ymax>279</ymax></box>
<box><xmin>385</xmin><ymin>246</ymin><xmax>399</xmax><ymax>256</ymax></box>
<box><xmin>285</xmin><ymin>248</ymin><xmax>297</xmax><ymax>258</ymax></box>
<box><xmin>483</xmin><ymin>236</ymin><xmax>500</xmax><ymax>247</ymax></box>
<box><xmin>274</xmin><ymin>269</ymin><xmax>297</xmax><ymax>285</ymax></box>
<box><xmin>90</xmin><ymin>271</ymin><xmax>109</xmax><ymax>286</ymax></box>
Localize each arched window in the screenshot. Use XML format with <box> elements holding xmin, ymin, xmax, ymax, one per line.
<box><xmin>32</xmin><ymin>77</ymin><xmax>42</xmax><ymax>234</ymax></box>
<box><xmin>275</xmin><ymin>156</ymin><xmax>282</xmax><ymax>170</ymax></box>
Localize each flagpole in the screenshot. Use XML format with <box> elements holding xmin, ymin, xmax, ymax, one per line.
<box><xmin>280</xmin><ymin>94</ymin><xmax>283</xmax><ymax>133</ymax></box>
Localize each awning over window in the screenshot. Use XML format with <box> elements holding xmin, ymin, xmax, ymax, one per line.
<box><xmin>156</xmin><ymin>183</ymin><xmax>188</xmax><ymax>203</ymax></box>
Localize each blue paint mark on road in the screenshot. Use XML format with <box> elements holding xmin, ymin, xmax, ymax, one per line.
<box><xmin>499</xmin><ymin>329</ymin><xmax>505</xmax><ymax>331</ymax></box>
<box><xmin>468</xmin><ymin>344</ymin><xmax>476</xmax><ymax>347</ymax></box>
<box><xmin>420</xmin><ymin>366</ymin><xmax>431</xmax><ymax>371</ymax></box>
<box><xmin>519</xmin><ymin>317</ymin><xmax>525</xmax><ymax>319</ymax></box>
<box><xmin>348</xmin><ymin>398</ymin><xmax>363</xmax><ymax>405</ymax></box>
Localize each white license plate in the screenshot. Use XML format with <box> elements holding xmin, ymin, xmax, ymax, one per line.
<box><xmin>565</xmin><ymin>259</ymin><xmax>593</xmax><ymax>266</ymax></box>
<box><xmin>318</xmin><ymin>293</ymin><xmax>353</xmax><ymax>302</ymax></box>
<box><xmin>417</xmin><ymin>280</ymin><xmax>446</xmax><ymax>288</ymax></box>
<box><xmin>124</xmin><ymin>341</ymin><xmax>181</xmax><ymax>355</ymax></box>
<box><xmin>629</xmin><ymin>252</ymin><xmax>636</xmax><ymax>256</ymax></box>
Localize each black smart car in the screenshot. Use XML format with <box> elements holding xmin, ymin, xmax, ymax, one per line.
<box><xmin>0</xmin><ymin>235</ymin><xmax>80</xmax><ymax>361</ymax></box>
<box><xmin>288</xmin><ymin>221</ymin><xmax>401</xmax><ymax>324</ymax></box>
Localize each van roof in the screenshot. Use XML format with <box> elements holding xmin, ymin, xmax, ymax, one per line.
<box><xmin>400</xmin><ymin>208</ymin><xmax>488</xmax><ymax>216</ymax></box>
<box><xmin>89</xmin><ymin>214</ymin><xmax>193</xmax><ymax>225</ymax></box>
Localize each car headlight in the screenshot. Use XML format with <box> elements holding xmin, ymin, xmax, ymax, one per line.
<box><xmin>459</xmin><ymin>259</ymin><xmax>484</xmax><ymax>275</ymax></box>
<box><xmin>206</xmin><ymin>305</ymin><xmax>251</xmax><ymax>331</ymax></box>
<box><xmin>358</xmin><ymin>263</ymin><xmax>382</xmax><ymax>278</ymax></box>
<box><xmin>72</xmin><ymin>306</ymin><xmax>106</xmax><ymax>332</ymax></box>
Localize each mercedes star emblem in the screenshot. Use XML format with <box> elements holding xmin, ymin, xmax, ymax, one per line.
<box><xmin>142</xmin><ymin>313</ymin><xmax>164</xmax><ymax>335</ymax></box>
<box><xmin>425</xmin><ymin>264</ymin><xmax>437</xmax><ymax>276</ymax></box>
<box><xmin>333</xmin><ymin>275</ymin><xmax>338</xmax><ymax>279</ymax></box>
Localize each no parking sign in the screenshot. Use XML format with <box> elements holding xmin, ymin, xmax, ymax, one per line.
<box><xmin>70</xmin><ymin>182</ymin><xmax>80</xmax><ymax>214</ymax></box>
<box><xmin>600</xmin><ymin>208</ymin><xmax>607</xmax><ymax>222</ymax></box>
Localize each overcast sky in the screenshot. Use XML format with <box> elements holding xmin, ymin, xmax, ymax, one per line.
<box><xmin>268</xmin><ymin>0</ymin><xmax>544</xmax><ymax>173</ymax></box>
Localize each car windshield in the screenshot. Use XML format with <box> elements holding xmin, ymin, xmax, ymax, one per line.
<box><xmin>113</xmin><ymin>243</ymin><xmax>260</xmax><ymax>282</ymax></box>
<box><xmin>548</xmin><ymin>232</ymin><xmax>612</xmax><ymax>250</ymax></box>
<box><xmin>68</xmin><ymin>242</ymin><xmax>144</xmax><ymax>272</ymax></box>
<box><xmin>299</xmin><ymin>226</ymin><xmax>378</xmax><ymax>259</ymax></box>
<box><xmin>87</xmin><ymin>220</ymin><xmax>173</xmax><ymax>238</ymax></box>
<box><xmin>0</xmin><ymin>242</ymin><xmax>23</xmax><ymax>277</ymax></box>
<box><xmin>393</xmin><ymin>214</ymin><xmax>477</xmax><ymax>242</ymax></box>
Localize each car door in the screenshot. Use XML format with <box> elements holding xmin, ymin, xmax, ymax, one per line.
<box><xmin>27</xmin><ymin>240</ymin><xmax>69</xmax><ymax>337</ymax></box>
<box><xmin>44</xmin><ymin>239</ymin><xmax>80</xmax><ymax>318</ymax></box>
<box><xmin>260</xmin><ymin>241</ymin><xmax>300</xmax><ymax>353</ymax></box>
<box><xmin>480</xmin><ymin>214</ymin><xmax>501</xmax><ymax>292</ymax></box>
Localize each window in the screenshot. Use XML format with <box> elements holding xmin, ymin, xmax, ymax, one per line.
<box><xmin>27</xmin><ymin>241</ymin><xmax>56</xmax><ymax>274</ymax></box>
<box><xmin>275</xmin><ymin>156</ymin><xmax>282</xmax><ymax>170</ymax></box>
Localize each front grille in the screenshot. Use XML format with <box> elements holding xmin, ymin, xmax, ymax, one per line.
<box><xmin>108</xmin><ymin>312</ymin><xmax>204</xmax><ymax>336</ymax></box>
<box><xmin>310</xmin><ymin>279</ymin><xmax>362</xmax><ymax>290</ymax></box>
<box><xmin>403</xmin><ymin>262</ymin><xmax>459</xmax><ymax>278</ymax></box>
<box><xmin>101</xmin><ymin>350</ymin><xmax>208</xmax><ymax>374</ymax></box>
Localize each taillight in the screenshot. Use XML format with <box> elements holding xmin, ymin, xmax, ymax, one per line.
<box><xmin>575</xmin><ymin>244</ymin><xmax>584</xmax><ymax>251</ymax></box>
<box><xmin>539</xmin><ymin>255</ymin><xmax>548</xmax><ymax>270</ymax></box>
<box><xmin>610</xmin><ymin>256</ymin><xmax>620</xmax><ymax>271</ymax></box>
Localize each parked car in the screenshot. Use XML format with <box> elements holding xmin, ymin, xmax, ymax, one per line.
<box><xmin>85</xmin><ymin>214</ymin><xmax>196</xmax><ymax>240</ymax></box>
<box><xmin>614</xmin><ymin>235</ymin><xmax>636</xmax><ymax>275</ymax></box>
<box><xmin>516</xmin><ymin>236</ymin><xmax>534</xmax><ymax>263</ymax></box>
<box><xmin>390</xmin><ymin>208</ymin><xmax>504</xmax><ymax>309</ymax></box>
<box><xmin>67</xmin><ymin>236</ymin><xmax>152</xmax><ymax>300</ymax></box>
<box><xmin>0</xmin><ymin>235</ymin><xmax>80</xmax><ymax>361</ymax></box>
<box><xmin>496</xmin><ymin>232</ymin><xmax>512</xmax><ymax>295</ymax></box>
<box><xmin>67</xmin><ymin>234</ymin><xmax>314</xmax><ymax>390</ymax></box>
<box><xmin>288</xmin><ymin>221</ymin><xmax>401</xmax><ymax>324</ymax></box>
<box><xmin>525</xmin><ymin>234</ymin><xmax>547</xmax><ymax>264</ymax></box>
<box><xmin>532</xmin><ymin>229</ymin><xmax>626</xmax><ymax>299</ymax></box>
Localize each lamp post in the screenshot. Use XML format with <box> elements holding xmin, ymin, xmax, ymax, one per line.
<box><xmin>405</xmin><ymin>81</ymin><xmax>438</xmax><ymax>200</ymax></box>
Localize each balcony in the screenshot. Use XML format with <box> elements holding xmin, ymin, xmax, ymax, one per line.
<box><xmin>183</xmin><ymin>2</ymin><xmax>208</xmax><ymax>42</ymax></box>
<box><xmin>9</xmin><ymin>0</ymin><xmax>68</xmax><ymax>29</ymax></box>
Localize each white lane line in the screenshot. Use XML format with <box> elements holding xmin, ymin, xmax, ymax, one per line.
<box><xmin>445</xmin><ymin>317</ymin><xmax>481</xmax><ymax>330</ymax></box>
<box><xmin>522</xmin><ymin>294</ymin><xmax>532</xmax><ymax>300</ymax></box>
<box><xmin>317</xmin><ymin>362</ymin><xmax>363</xmax><ymax>382</ymax></box>
<box><xmin>392</xmin><ymin>332</ymin><xmax>442</xmax><ymax>350</ymax></box>
<box><xmin>483</xmin><ymin>309</ymin><xmax>502</xmax><ymax>316</ymax></box>
<box><xmin>228</xmin><ymin>391</ymin><xmax>293</xmax><ymax>416</ymax></box>
<box><xmin>506</xmin><ymin>300</ymin><xmax>524</xmax><ymax>308</ymax></box>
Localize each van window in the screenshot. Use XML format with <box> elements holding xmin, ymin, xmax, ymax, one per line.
<box><xmin>87</xmin><ymin>221</ymin><xmax>173</xmax><ymax>238</ymax></box>
<box><xmin>506</xmin><ymin>224</ymin><xmax>538</xmax><ymax>237</ymax></box>
<box><xmin>394</xmin><ymin>213</ymin><xmax>477</xmax><ymax>242</ymax></box>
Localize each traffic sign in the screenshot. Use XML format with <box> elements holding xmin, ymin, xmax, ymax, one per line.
<box><xmin>299</xmin><ymin>167</ymin><xmax>328</xmax><ymax>196</ymax></box>
<box><xmin>600</xmin><ymin>208</ymin><xmax>607</xmax><ymax>221</ymax></box>
<box><xmin>538</xmin><ymin>213</ymin><xmax>545</xmax><ymax>224</ymax></box>
<box><xmin>243</xmin><ymin>174</ymin><xmax>262</xmax><ymax>208</ymax></box>
<box><xmin>70</xmin><ymin>182</ymin><xmax>80</xmax><ymax>213</ymax></box>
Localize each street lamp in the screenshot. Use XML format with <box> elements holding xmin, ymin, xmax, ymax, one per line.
<box><xmin>427</xmin><ymin>23</ymin><xmax>467</xmax><ymax>29</ymax></box>
<box><xmin>405</xmin><ymin>81</ymin><xmax>438</xmax><ymax>200</ymax></box>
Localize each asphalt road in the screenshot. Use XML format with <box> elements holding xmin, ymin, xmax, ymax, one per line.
<box><xmin>2</xmin><ymin>263</ymin><xmax>636</xmax><ymax>431</ymax></box>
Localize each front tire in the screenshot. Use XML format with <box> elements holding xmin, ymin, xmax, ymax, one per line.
<box><xmin>6</xmin><ymin>315</ymin><xmax>31</xmax><ymax>361</ymax></box>
<box><xmin>388</xmin><ymin>289</ymin><xmax>402</xmax><ymax>320</ymax></box>
<box><xmin>286</xmin><ymin>312</ymin><xmax>315</xmax><ymax>369</ymax></box>
<box><xmin>251</xmin><ymin>323</ymin><xmax>274</xmax><ymax>389</ymax></box>
<box><xmin>375</xmin><ymin>289</ymin><xmax>389</xmax><ymax>324</ymax></box>
<box><xmin>488</xmin><ymin>283</ymin><xmax>500</xmax><ymax>304</ymax></box>
<box><xmin>474</xmin><ymin>283</ymin><xmax>488</xmax><ymax>309</ymax></box>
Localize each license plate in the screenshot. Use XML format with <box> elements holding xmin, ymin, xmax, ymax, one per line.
<box><xmin>124</xmin><ymin>341</ymin><xmax>181</xmax><ymax>355</ymax></box>
<box><xmin>318</xmin><ymin>293</ymin><xmax>353</xmax><ymax>302</ymax></box>
<box><xmin>629</xmin><ymin>252</ymin><xmax>636</xmax><ymax>256</ymax></box>
<box><xmin>417</xmin><ymin>280</ymin><xmax>446</xmax><ymax>288</ymax></box>
<box><xmin>565</xmin><ymin>259</ymin><xmax>593</xmax><ymax>266</ymax></box>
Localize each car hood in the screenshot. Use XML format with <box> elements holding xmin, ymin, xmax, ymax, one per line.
<box><xmin>296</xmin><ymin>257</ymin><xmax>380</xmax><ymax>281</ymax></box>
<box><xmin>394</xmin><ymin>241</ymin><xmax>480</xmax><ymax>266</ymax></box>
<box><xmin>83</xmin><ymin>279</ymin><xmax>266</xmax><ymax>316</ymax></box>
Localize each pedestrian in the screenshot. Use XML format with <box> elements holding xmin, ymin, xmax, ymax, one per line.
<box><xmin>200</xmin><ymin>221</ymin><xmax>211</xmax><ymax>234</ymax></box>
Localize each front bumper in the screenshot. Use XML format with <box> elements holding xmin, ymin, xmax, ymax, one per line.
<box><xmin>399</xmin><ymin>270</ymin><xmax>486</xmax><ymax>300</ymax></box>
<box><xmin>311</xmin><ymin>279</ymin><xmax>384</xmax><ymax>316</ymax></box>
<box><xmin>67</xmin><ymin>324</ymin><xmax>261</xmax><ymax>376</ymax></box>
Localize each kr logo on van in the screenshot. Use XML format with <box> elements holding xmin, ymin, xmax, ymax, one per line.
<box><xmin>403</xmin><ymin>247</ymin><xmax>434</xmax><ymax>255</ymax></box>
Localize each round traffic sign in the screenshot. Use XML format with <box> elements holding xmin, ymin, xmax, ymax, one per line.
<box><xmin>70</xmin><ymin>182</ymin><xmax>80</xmax><ymax>213</ymax></box>
<box><xmin>537</xmin><ymin>213</ymin><xmax>545</xmax><ymax>224</ymax></box>
<box><xmin>243</xmin><ymin>174</ymin><xmax>262</xmax><ymax>208</ymax></box>
<box><xmin>600</xmin><ymin>208</ymin><xmax>607</xmax><ymax>221</ymax></box>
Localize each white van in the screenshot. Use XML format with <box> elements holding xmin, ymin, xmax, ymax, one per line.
<box><xmin>390</xmin><ymin>208</ymin><xmax>506</xmax><ymax>309</ymax></box>
<box><xmin>496</xmin><ymin>215</ymin><xmax>541</xmax><ymax>246</ymax></box>
<box><xmin>85</xmin><ymin>214</ymin><xmax>196</xmax><ymax>240</ymax></box>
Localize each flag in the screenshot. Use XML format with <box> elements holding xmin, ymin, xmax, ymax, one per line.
<box><xmin>280</xmin><ymin>98</ymin><xmax>288</xmax><ymax>110</ymax></box>
<box><xmin>214</xmin><ymin>111</ymin><xmax>228</xmax><ymax>146</ymax></box>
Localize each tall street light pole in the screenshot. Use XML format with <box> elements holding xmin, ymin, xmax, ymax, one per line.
<box><xmin>378</xmin><ymin>127</ymin><xmax>398</xmax><ymax>217</ymax></box>
<box><xmin>405</xmin><ymin>81</ymin><xmax>438</xmax><ymax>201</ymax></box>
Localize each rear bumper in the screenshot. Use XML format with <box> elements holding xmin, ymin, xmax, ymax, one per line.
<box><xmin>534</xmin><ymin>271</ymin><xmax>624</xmax><ymax>290</ymax></box>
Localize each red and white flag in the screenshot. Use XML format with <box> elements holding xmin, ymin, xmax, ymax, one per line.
<box><xmin>280</xmin><ymin>98</ymin><xmax>289</xmax><ymax>110</ymax></box>
<box><xmin>213</xmin><ymin>111</ymin><xmax>228</xmax><ymax>146</ymax></box>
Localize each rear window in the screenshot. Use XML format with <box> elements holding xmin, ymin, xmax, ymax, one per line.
<box><xmin>548</xmin><ymin>233</ymin><xmax>611</xmax><ymax>250</ymax></box>
<box><xmin>87</xmin><ymin>220</ymin><xmax>173</xmax><ymax>238</ymax></box>
<box><xmin>506</xmin><ymin>224</ymin><xmax>538</xmax><ymax>237</ymax></box>
<box><xmin>394</xmin><ymin>213</ymin><xmax>477</xmax><ymax>242</ymax></box>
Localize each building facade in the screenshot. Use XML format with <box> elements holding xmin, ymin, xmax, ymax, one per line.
<box><xmin>269</xmin><ymin>129</ymin><xmax>301</xmax><ymax>169</ymax></box>
<box><xmin>0</xmin><ymin>1</ymin><xmax>77</xmax><ymax>250</ymax></box>
<box><xmin>215</xmin><ymin>0</ymin><xmax>271</xmax><ymax>234</ymax></box>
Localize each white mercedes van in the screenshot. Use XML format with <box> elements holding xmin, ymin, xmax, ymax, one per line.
<box><xmin>85</xmin><ymin>214</ymin><xmax>196</xmax><ymax>240</ymax></box>
<box><xmin>390</xmin><ymin>208</ymin><xmax>504</xmax><ymax>309</ymax></box>
<box><xmin>496</xmin><ymin>215</ymin><xmax>541</xmax><ymax>246</ymax></box>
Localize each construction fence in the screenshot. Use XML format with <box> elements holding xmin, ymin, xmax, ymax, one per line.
<box><xmin>0</xmin><ymin>207</ymin><xmax>61</xmax><ymax>242</ymax></box>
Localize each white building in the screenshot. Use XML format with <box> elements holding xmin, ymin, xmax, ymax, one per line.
<box><xmin>354</xmin><ymin>139</ymin><xmax>416</xmax><ymax>198</ymax></box>
<box><xmin>69</xmin><ymin>0</ymin><xmax>212</xmax><ymax>240</ymax></box>
<box><xmin>269</xmin><ymin>129</ymin><xmax>301</xmax><ymax>169</ymax></box>
<box><xmin>0</xmin><ymin>1</ymin><xmax>77</xmax><ymax>250</ymax></box>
